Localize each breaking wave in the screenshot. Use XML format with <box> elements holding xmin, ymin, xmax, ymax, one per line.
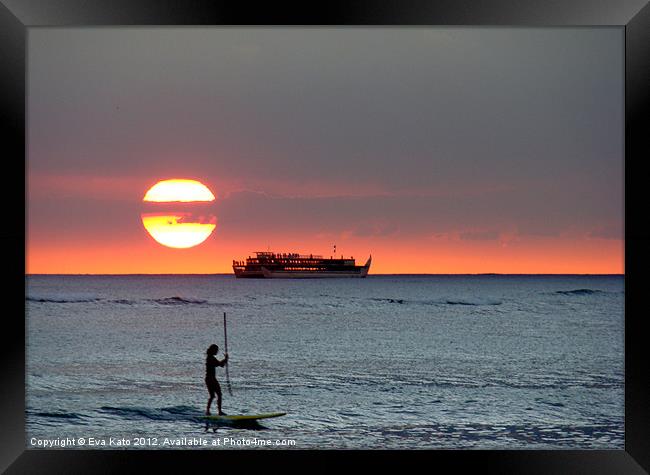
<box><xmin>370</xmin><ymin>297</ymin><xmax>502</xmax><ymax>306</ymax></box>
<box><xmin>371</xmin><ymin>298</ymin><xmax>406</xmax><ymax>304</ymax></box>
<box><xmin>98</xmin><ymin>405</ymin><xmax>205</xmax><ymax>422</ymax></box>
<box><xmin>438</xmin><ymin>299</ymin><xmax>502</xmax><ymax>306</ymax></box>
<box><xmin>148</xmin><ymin>297</ymin><xmax>208</xmax><ymax>306</ymax></box>
<box><xmin>554</xmin><ymin>289</ymin><xmax>605</xmax><ymax>296</ymax></box>
<box><xmin>26</xmin><ymin>297</ymin><xmax>100</xmax><ymax>304</ymax></box>
<box><xmin>27</xmin><ymin>296</ymin><xmax>219</xmax><ymax>306</ymax></box>
<box><xmin>31</xmin><ymin>411</ymin><xmax>85</xmax><ymax>420</ymax></box>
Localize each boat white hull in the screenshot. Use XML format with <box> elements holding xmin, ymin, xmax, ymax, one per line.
<box><xmin>261</xmin><ymin>268</ymin><xmax>369</xmax><ymax>279</ymax></box>
<box><xmin>260</xmin><ymin>259</ymin><xmax>370</xmax><ymax>279</ymax></box>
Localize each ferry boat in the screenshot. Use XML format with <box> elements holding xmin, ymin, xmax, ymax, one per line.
<box><xmin>232</xmin><ymin>251</ymin><xmax>372</xmax><ymax>278</ymax></box>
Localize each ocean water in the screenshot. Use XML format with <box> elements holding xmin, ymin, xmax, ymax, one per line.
<box><xmin>26</xmin><ymin>275</ymin><xmax>624</xmax><ymax>449</ymax></box>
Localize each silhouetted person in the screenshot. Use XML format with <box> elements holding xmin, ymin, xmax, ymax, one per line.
<box><xmin>205</xmin><ymin>344</ymin><xmax>228</xmax><ymax>415</ymax></box>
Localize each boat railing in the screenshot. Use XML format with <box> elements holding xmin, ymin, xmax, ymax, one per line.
<box><xmin>254</xmin><ymin>252</ymin><xmax>327</xmax><ymax>259</ymax></box>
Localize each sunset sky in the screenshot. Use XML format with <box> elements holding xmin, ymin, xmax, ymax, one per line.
<box><xmin>27</xmin><ymin>28</ymin><xmax>623</xmax><ymax>274</ymax></box>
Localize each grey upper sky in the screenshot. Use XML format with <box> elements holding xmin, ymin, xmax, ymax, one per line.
<box><xmin>27</xmin><ymin>28</ymin><xmax>623</xmax><ymax>272</ymax></box>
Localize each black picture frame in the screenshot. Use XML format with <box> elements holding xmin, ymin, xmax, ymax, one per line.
<box><xmin>3</xmin><ymin>0</ymin><xmax>649</xmax><ymax>472</ymax></box>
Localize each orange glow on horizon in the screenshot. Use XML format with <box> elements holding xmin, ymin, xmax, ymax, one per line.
<box><xmin>26</xmin><ymin>234</ymin><xmax>624</xmax><ymax>275</ymax></box>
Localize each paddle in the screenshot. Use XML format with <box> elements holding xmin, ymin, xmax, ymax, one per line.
<box><xmin>223</xmin><ymin>311</ymin><xmax>233</xmax><ymax>396</ymax></box>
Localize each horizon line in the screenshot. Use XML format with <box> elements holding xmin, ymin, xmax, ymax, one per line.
<box><xmin>25</xmin><ymin>272</ymin><xmax>625</xmax><ymax>277</ymax></box>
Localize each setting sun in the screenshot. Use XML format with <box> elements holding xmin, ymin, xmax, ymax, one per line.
<box><xmin>143</xmin><ymin>179</ymin><xmax>216</xmax><ymax>202</ymax></box>
<box><xmin>141</xmin><ymin>179</ymin><xmax>217</xmax><ymax>249</ymax></box>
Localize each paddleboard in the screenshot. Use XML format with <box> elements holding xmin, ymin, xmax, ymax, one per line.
<box><xmin>201</xmin><ymin>412</ymin><xmax>286</xmax><ymax>423</ymax></box>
